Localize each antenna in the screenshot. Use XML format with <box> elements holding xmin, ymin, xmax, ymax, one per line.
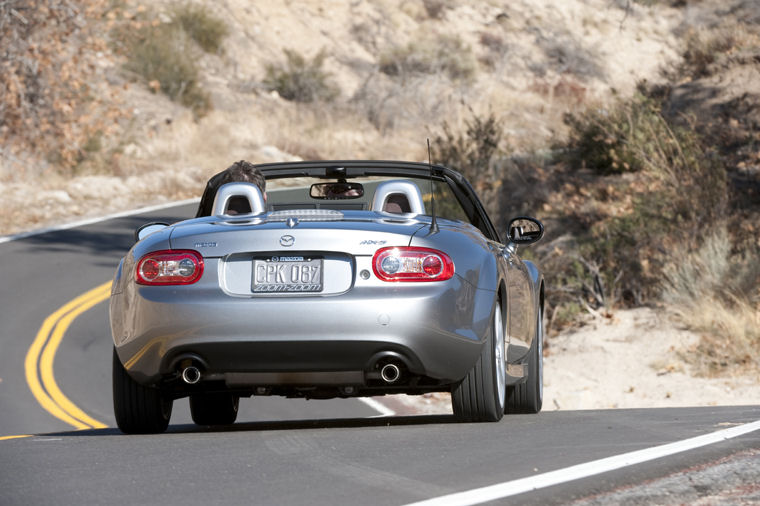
<box><xmin>427</xmin><ymin>138</ymin><xmax>439</xmax><ymax>234</ymax></box>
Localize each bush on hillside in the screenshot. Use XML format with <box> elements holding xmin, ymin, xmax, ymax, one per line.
<box><xmin>422</xmin><ymin>0</ymin><xmax>453</xmax><ymax>19</ymax></box>
<box><xmin>263</xmin><ymin>49</ymin><xmax>339</xmax><ymax>103</ymax></box>
<box><xmin>543</xmin><ymin>88</ymin><xmax>728</xmax><ymax>324</ymax></box>
<box><xmin>124</xmin><ymin>23</ymin><xmax>211</xmax><ymax>117</ymax></box>
<box><xmin>562</xmin><ymin>93</ymin><xmax>672</xmax><ymax>175</ymax></box>
<box><xmin>430</xmin><ymin>111</ymin><xmax>513</xmax><ymax>228</ymax></box>
<box><xmin>379</xmin><ymin>34</ymin><xmax>477</xmax><ymax>80</ymax></box>
<box><xmin>432</xmin><ymin>111</ymin><xmax>504</xmax><ymax>184</ymax></box>
<box><xmin>582</xmin><ymin>113</ymin><xmax>726</xmax><ymax>303</ymax></box>
<box><xmin>172</xmin><ymin>3</ymin><xmax>229</xmax><ymax>54</ymax></box>
<box><xmin>662</xmin><ymin>230</ymin><xmax>760</xmax><ymax>374</ymax></box>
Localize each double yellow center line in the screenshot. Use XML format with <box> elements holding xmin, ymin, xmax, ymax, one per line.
<box><xmin>23</xmin><ymin>281</ymin><xmax>112</xmax><ymax>430</ymax></box>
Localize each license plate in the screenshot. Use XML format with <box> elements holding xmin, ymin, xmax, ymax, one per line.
<box><xmin>252</xmin><ymin>256</ymin><xmax>323</xmax><ymax>293</ymax></box>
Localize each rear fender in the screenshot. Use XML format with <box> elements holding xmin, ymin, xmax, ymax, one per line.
<box><xmin>410</xmin><ymin>224</ymin><xmax>499</xmax><ymax>293</ymax></box>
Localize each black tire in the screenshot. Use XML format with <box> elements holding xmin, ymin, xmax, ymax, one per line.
<box><xmin>451</xmin><ymin>300</ymin><xmax>506</xmax><ymax>422</ymax></box>
<box><xmin>189</xmin><ymin>393</ymin><xmax>239</xmax><ymax>426</ymax></box>
<box><xmin>112</xmin><ymin>347</ymin><xmax>172</xmax><ymax>434</ymax></box>
<box><xmin>505</xmin><ymin>305</ymin><xmax>543</xmax><ymax>414</ymax></box>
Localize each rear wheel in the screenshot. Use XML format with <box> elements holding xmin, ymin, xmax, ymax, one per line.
<box><xmin>113</xmin><ymin>347</ymin><xmax>172</xmax><ymax>434</ymax></box>
<box><xmin>190</xmin><ymin>393</ymin><xmax>239</xmax><ymax>426</ymax></box>
<box><xmin>505</xmin><ymin>305</ymin><xmax>543</xmax><ymax>414</ymax></box>
<box><xmin>451</xmin><ymin>301</ymin><xmax>506</xmax><ymax>422</ymax></box>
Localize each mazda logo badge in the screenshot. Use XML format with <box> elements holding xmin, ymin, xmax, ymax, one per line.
<box><xmin>279</xmin><ymin>235</ymin><xmax>295</xmax><ymax>247</ymax></box>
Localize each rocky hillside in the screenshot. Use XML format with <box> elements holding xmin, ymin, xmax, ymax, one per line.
<box><xmin>2</xmin><ymin>0</ymin><xmax>683</xmax><ymax>232</ymax></box>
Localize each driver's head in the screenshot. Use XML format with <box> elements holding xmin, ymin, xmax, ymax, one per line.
<box><xmin>195</xmin><ymin>160</ymin><xmax>267</xmax><ymax>218</ymax></box>
<box><xmin>221</xmin><ymin>160</ymin><xmax>266</xmax><ymax>198</ymax></box>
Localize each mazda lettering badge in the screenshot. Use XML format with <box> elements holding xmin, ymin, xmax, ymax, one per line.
<box><xmin>279</xmin><ymin>235</ymin><xmax>295</xmax><ymax>247</ymax></box>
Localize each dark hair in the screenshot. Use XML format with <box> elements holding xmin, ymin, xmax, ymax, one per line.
<box><xmin>220</xmin><ymin>160</ymin><xmax>266</xmax><ymax>193</ymax></box>
<box><xmin>195</xmin><ymin>160</ymin><xmax>266</xmax><ymax>217</ymax></box>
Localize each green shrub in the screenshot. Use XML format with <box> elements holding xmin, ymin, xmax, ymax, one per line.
<box><xmin>379</xmin><ymin>34</ymin><xmax>477</xmax><ymax>80</ymax></box>
<box><xmin>562</xmin><ymin>93</ymin><xmax>665</xmax><ymax>175</ymax></box>
<box><xmin>422</xmin><ymin>0</ymin><xmax>452</xmax><ymax>19</ymax></box>
<box><xmin>172</xmin><ymin>3</ymin><xmax>229</xmax><ymax>54</ymax></box>
<box><xmin>555</xmin><ymin>88</ymin><xmax>727</xmax><ymax>305</ymax></box>
<box><xmin>263</xmin><ymin>49</ymin><xmax>338</xmax><ymax>103</ymax></box>
<box><xmin>429</xmin><ymin>111</ymin><xmax>506</xmax><ymax>231</ymax></box>
<box><xmin>82</xmin><ymin>130</ymin><xmax>103</xmax><ymax>153</ymax></box>
<box><xmin>124</xmin><ymin>24</ymin><xmax>211</xmax><ymax>117</ymax></box>
<box><xmin>432</xmin><ymin>111</ymin><xmax>504</xmax><ymax>183</ymax></box>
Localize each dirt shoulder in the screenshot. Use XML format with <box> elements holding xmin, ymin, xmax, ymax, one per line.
<box><xmin>388</xmin><ymin>307</ymin><xmax>760</xmax><ymax>415</ymax></box>
<box><xmin>544</xmin><ymin>307</ymin><xmax>759</xmax><ymax>411</ymax></box>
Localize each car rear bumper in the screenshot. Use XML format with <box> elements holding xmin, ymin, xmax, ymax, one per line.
<box><xmin>111</xmin><ymin>276</ymin><xmax>495</xmax><ymax>387</ymax></box>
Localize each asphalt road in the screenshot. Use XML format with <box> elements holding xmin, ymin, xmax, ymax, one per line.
<box><xmin>1</xmin><ymin>203</ymin><xmax>758</xmax><ymax>505</ymax></box>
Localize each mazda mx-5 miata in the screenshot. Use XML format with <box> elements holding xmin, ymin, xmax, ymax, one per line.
<box><xmin>110</xmin><ymin>160</ymin><xmax>545</xmax><ymax>433</ymax></box>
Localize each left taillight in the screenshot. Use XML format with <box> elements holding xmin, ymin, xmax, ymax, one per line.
<box><xmin>136</xmin><ymin>250</ymin><xmax>204</xmax><ymax>285</ymax></box>
<box><xmin>372</xmin><ymin>247</ymin><xmax>454</xmax><ymax>282</ymax></box>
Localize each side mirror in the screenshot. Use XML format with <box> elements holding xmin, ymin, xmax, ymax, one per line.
<box><xmin>135</xmin><ymin>222</ymin><xmax>169</xmax><ymax>242</ymax></box>
<box><xmin>507</xmin><ymin>216</ymin><xmax>544</xmax><ymax>245</ymax></box>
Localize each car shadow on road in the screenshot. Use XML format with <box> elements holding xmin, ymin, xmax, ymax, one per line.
<box><xmin>14</xmin><ymin>214</ymin><xmax>189</xmax><ymax>259</ymax></box>
<box><xmin>44</xmin><ymin>414</ymin><xmax>460</xmax><ymax>437</ymax></box>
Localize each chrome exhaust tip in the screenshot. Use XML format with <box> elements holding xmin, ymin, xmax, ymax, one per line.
<box><xmin>380</xmin><ymin>363</ymin><xmax>401</xmax><ymax>384</ymax></box>
<box><xmin>181</xmin><ymin>366</ymin><xmax>201</xmax><ymax>385</ymax></box>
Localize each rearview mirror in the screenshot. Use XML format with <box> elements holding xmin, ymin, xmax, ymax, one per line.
<box><xmin>507</xmin><ymin>217</ymin><xmax>544</xmax><ymax>245</ymax></box>
<box><xmin>135</xmin><ymin>222</ymin><xmax>169</xmax><ymax>242</ymax></box>
<box><xmin>310</xmin><ymin>182</ymin><xmax>364</xmax><ymax>199</ymax></box>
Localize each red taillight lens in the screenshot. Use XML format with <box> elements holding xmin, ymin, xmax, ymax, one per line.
<box><xmin>136</xmin><ymin>250</ymin><xmax>204</xmax><ymax>285</ymax></box>
<box><xmin>372</xmin><ymin>247</ymin><xmax>454</xmax><ymax>282</ymax></box>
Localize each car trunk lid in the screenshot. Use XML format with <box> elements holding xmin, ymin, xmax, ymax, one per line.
<box><xmin>168</xmin><ymin>211</ymin><xmax>428</xmax><ymax>296</ymax></box>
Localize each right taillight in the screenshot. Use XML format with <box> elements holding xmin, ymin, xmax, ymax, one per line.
<box><xmin>372</xmin><ymin>247</ymin><xmax>454</xmax><ymax>282</ymax></box>
<box><xmin>136</xmin><ymin>250</ymin><xmax>204</xmax><ymax>285</ymax></box>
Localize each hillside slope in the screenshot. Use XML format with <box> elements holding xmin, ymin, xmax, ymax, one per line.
<box><xmin>2</xmin><ymin>0</ymin><xmax>682</xmax><ymax>234</ymax></box>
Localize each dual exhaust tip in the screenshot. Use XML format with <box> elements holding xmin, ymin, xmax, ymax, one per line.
<box><xmin>179</xmin><ymin>359</ymin><xmax>404</xmax><ymax>386</ymax></box>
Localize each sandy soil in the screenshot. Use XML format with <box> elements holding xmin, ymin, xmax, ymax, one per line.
<box><xmin>387</xmin><ymin>307</ymin><xmax>759</xmax><ymax>415</ymax></box>
<box><xmin>544</xmin><ymin>308</ymin><xmax>759</xmax><ymax>411</ymax></box>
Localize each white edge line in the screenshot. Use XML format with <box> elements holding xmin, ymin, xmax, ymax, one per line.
<box><xmin>403</xmin><ymin>418</ymin><xmax>760</xmax><ymax>506</ymax></box>
<box><xmin>0</xmin><ymin>198</ymin><xmax>200</xmax><ymax>245</ymax></box>
<box><xmin>359</xmin><ymin>397</ymin><xmax>396</xmax><ymax>417</ymax></box>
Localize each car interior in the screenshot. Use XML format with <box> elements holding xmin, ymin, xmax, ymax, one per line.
<box><xmin>261</xmin><ymin>179</ymin><xmax>427</xmax><ymax>215</ymax></box>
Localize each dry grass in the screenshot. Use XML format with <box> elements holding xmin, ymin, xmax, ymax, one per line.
<box><xmin>118</xmin><ymin>103</ymin><xmax>423</xmax><ymax>178</ymax></box>
<box><xmin>379</xmin><ymin>33</ymin><xmax>478</xmax><ymax>81</ymax></box>
<box><xmin>672</xmin><ymin>298</ymin><xmax>759</xmax><ymax>376</ymax></box>
<box><xmin>679</xmin><ymin>20</ymin><xmax>760</xmax><ymax>79</ymax></box>
<box><xmin>662</xmin><ymin>230</ymin><xmax>760</xmax><ymax>375</ymax></box>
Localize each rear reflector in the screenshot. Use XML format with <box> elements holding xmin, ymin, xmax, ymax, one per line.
<box><xmin>372</xmin><ymin>247</ymin><xmax>454</xmax><ymax>282</ymax></box>
<box><xmin>136</xmin><ymin>250</ymin><xmax>204</xmax><ymax>285</ymax></box>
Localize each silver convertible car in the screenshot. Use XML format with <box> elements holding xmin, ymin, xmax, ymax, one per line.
<box><xmin>110</xmin><ymin>160</ymin><xmax>545</xmax><ymax>433</ymax></box>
